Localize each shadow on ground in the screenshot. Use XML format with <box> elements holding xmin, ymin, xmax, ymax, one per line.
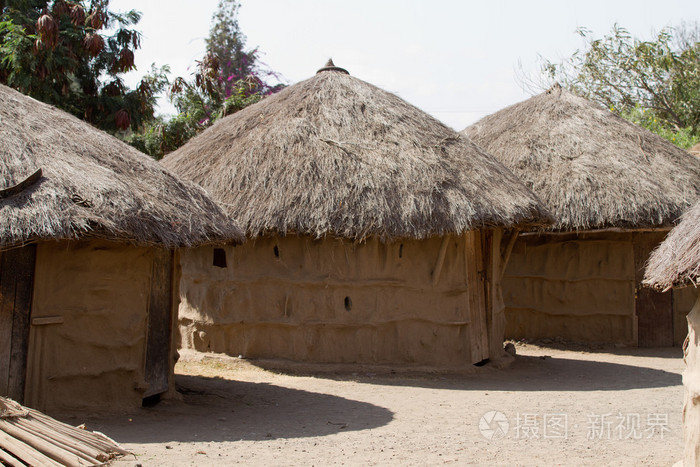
<box><xmin>250</xmin><ymin>349</ymin><xmax>682</xmax><ymax>392</ymax></box>
<box><xmin>79</xmin><ymin>375</ymin><xmax>394</xmax><ymax>444</ymax></box>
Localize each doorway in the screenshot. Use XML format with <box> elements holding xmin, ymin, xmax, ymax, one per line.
<box><xmin>0</xmin><ymin>245</ymin><xmax>36</xmax><ymax>402</ymax></box>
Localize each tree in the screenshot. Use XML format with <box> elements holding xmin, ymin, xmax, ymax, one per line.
<box><xmin>533</xmin><ymin>23</ymin><xmax>700</xmax><ymax>149</ymax></box>
<box><xmin>0</xmin><ymin>0</ymin><xmax>165</xmax><ymax>133</ymax></box>
<box><xmin>128</xmin><ymin>0</ymin><xmax>284</xmax><ymax>159</ymax></box>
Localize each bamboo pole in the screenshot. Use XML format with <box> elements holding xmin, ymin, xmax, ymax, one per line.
<box><xmin>0</xmin><ymin>419</ymin><xmax>84</xmax><ymax>466</ymax></box>
<box><xmin>23</xmin><ymin>410</ymin><xmax>126</xmax><ymax>455</ymax></box>
<box><xmin>0</xmin><ymin>445</ymin><xmax>25</xmax><ymax>467</ymax></box>
<box><xmin>15</xmin><ymin>418</ymin><xmax>101</xmax><ymax>464</ymax></box>
<box><xmin>0</xmin><ymin>428</ymin><xmax>63</xmax><ymax>467</ymax></box>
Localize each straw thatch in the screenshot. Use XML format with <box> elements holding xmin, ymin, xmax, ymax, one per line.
<box><xmin>0</xmin><ymin>83</ymin><xmax>244</xmax><ymax>248</ymax></box>
<box><xmin>162</xmin><ymin>61</ymin><xmax>551</xmax><ymax>240</ymax></box>
<box><xmin>644</xmin><ymin>201</ymin><xmax>700</xmax><ymax>290</ymax></box>
<box><xmin>463</xmin><ymin>85</ymin><xmax>700</xmax><ymax>231</ymax></box>
<box><xmin>0</xmin><ymin>396</ymin><xmax>127</xmax><ymax>466</ymax></box>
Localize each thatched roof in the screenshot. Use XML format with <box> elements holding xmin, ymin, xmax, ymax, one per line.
<box><xmin>0</xmin><ymin>83</ymin><xmax>244</xmax><ymax>248</ymax></box>
<box><xmin>644</xmin><ymin>201</ymin><xmax>700</xmax><ymax>290</ymax></box>
<box><xmin>162</xmin><ymin>61</ymin><xmax>550</xmax><ymax>240</ymax></box>
<box><xmin>463</xmin><ymin>85</ymin><xmax>700</xmax><ymax>231</ymax></box>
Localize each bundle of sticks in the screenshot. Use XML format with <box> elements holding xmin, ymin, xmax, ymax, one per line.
<box><xmin>0</xmin><ymin>396</ymin><xmax>128</xmax><ymax>466</ymax></box>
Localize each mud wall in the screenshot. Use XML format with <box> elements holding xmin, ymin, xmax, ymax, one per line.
<box><xmin>25</xmin><ymin>240</ymin><xmax>154</xmax><ymax>411</ymax></box>
<box><xmin>178</xmin><ymin>232</ymin><xmax>496</xmax><ymax>368</ymax></box>
<box><xmin>503</xmin><ymin>231</ymin><xmax>692</xmax><ymax>345</ymax></box>
<box><xmin>682</xmin><ymin>294</ymin><xmax>700</xmax><ymax>465</ymax></box>
<box><xmin>675</xmin><ymin>286</ymin><xmax>699</xmax><ymax>347</ymax></box>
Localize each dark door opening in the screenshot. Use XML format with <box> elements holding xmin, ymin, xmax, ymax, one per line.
<box><xmin>0</xmin><ymin>245</ymin><xmax>36</xmax><ymax>402</ymax></box>
<box><xmin>634</xmin><ymin>238</ymin><xmax>673</xmax><ymax>347</ymax></box>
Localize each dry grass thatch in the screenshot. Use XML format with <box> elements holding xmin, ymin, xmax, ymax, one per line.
<box><xmin>0</xmin><ymin>84</ymin><xmax>244</xmax><ymax>248</ymax></box>
<box><xmin>644</xmin><ymin>201</ymin><xmax>700</xmax><ymax>290</ymax></box>
<box><xmin>162</xmin><ymin>62</ymin><xmax>551</xmax><ymax>240</ymax></box>
<box><xmin>463</xmin><ymin>85</ymin><xmax>700</xmax><ymax>231</ymax></box>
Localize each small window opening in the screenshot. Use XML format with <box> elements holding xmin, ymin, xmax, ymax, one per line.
<box><xmin>273</xmin><ymin>245</ymin><xmax>280</xmax><ymax>258</ymax></box>
<box><xmin>344</xmin><ymin>296</ymin><xmax>352</xmax><ymax>311</ymax></box>
<box><xmin>399</xmin><ymin>243</ymin><xmax>404</xmax><ymax>258</ymax></box>
<box><xmin>213</xmin><ymin>248</ymin><xmax>227</xmax><ymax>268</ymax></box>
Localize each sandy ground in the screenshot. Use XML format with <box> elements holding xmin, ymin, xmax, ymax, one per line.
<box><xmin>68</xmin><ymin>343</ymin><xmax>684</xmax><ymax>466</ymax></box>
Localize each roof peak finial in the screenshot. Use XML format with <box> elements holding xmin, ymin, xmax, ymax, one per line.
<box><xmin>317</xmin><ymin>58</ymin><xmax>349</xmax><ymax>75</ymax></box>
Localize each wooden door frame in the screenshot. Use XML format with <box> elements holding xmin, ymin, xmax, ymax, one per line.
<box><xmin>143</xmin><ymin>248</ymin><xmax>175</xmax><ymax>399</ymax></box>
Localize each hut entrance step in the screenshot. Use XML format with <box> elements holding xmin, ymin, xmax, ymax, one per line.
<box><xmin>0</xmin><ymin>245</ymin><xmax>36</xmax><ymax>403</ymax></box>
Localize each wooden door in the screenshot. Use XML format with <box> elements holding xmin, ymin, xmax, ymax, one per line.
<box><xmin>465</xmin><ymin>231</ymin><xmax>489</xmax><ymax>364</ymax></box>
<box><xmin>635</xmin><ymin>239</ymin><xmax>673</xmax><ymax>347</ymax></box>
<box><xmin>143</xmin><ymin>249</ymin><xmax>174</xmax><ymax>398</ymax></box>
<box><xmin>0</xmin><ymin>245</ymin><xmax>36</xmax><ymax>402</ymax></box>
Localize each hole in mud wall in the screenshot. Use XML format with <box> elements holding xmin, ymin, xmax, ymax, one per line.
<box><xmin>344</xmin><ymin>296</ymin><xmax>352</xmax><ymax>311</ymax></box>
<box><xmin>473</xmin><ymin>358</ymin><xmax>490</xmax><ymax>367</ymax></box>
<box><xmin>213</xmin><ymin>248</ymin><xmax>227</xmax><ymax>268</ymax></box>
<box><xmin>142</xmin><ymin>393</ymin><xmax>161</xmax><ymax>407</ymax></box>
<box><xmin>399</xmin><ymin>243</ymin><xmax>404</xmax><ymax>258</ymax></box>
<box><xmin>274</xmin><ymin>245</ymin><xmax>280</xmax><ymax>258</ymax></box>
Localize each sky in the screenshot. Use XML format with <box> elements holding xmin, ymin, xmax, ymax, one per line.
<box><xmin>110</xmin><ymin>0</ymin><xmax>700</xmax><ymax>131</ymax></box>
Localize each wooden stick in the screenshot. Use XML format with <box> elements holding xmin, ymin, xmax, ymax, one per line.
<box><xmin>0</xmin><ymin>445</ymin><xmax>25</xmax><ymax>467</ymax></box>
<box><xmin>0</xmin><ymin>428</ymin><xmax>63</xmax><ymax>467</ymax></box>
<box><xmin>24</xmin><ymin>411</ymin><xmax>124</xmax><ymax>454</ymax></box>
<box><xmin>500</xmin><ymin>228</ymin><xmax>520</xmax><ymax>280</ymax></box>
<box><xmin>0</xmin><ymin>419</ymin><xmax>84</xmax><ymax>466</ymax></box>
<box><xmin>0</xmin><ymin>168</ymin><xmax>42</xmax><ymax>199</ymax></box>
<box><xmin>15</xmin><ymin>418</ymin><xmax>101</xmax><ymax>463</ymax></box>
<box><xmin>432</xmin><ymin>236</ymin><xmax>450</xmax><ymax>286</ymax></box>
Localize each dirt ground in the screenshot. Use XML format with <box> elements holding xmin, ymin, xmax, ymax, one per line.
<box><xmin>68</xmin><ymin>343</ymin><xmax>684</xmax><ymax>466</ymax></box>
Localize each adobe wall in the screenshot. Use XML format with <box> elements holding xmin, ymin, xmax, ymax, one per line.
<box><xmin>178</xmin><ymin>232</ymin><xmax>497</xmax><ymax>368</ymax></box>
<box><xmin>675</xmin><ymin>286</ymin><xmax>699</xmax><ymax>347</ymax></box>
<box><xmin>25</xmin><ymin>240</ymin><xmax>154</xmax><ymax>411</ymax></box>
<box><xmin>503</xmin><ymin>232</ymin><xmax>639</xmax><ymax>345</ymax></box>
<box><xmin>682</xmin><ymin>294</ymin><xmax>700</xmax><ymax>465</ymax></box>
<box><xmin>503</xmin><ymin>231</ymin><xmax>697</xmax><ymax>346</ymax></box>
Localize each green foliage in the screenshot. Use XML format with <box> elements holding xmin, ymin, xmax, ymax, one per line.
<box><xmin>623</xmin><ymin>106</ymin><xmax>700</xmax><ymax>149</ymax></box>
<box><xmin>0</xmin><ymin>0</ymin><xmax>165</xmax><ymax>133</ymax></box>
<box><xmin>538</xmin><ymin>23</ymin><xmax>700</xmax><ymax>147</ymax></box>
<box><xmin>131</xmin><ymin>0</ymin><xmax>284</xmax><ymax>159</ymax></box>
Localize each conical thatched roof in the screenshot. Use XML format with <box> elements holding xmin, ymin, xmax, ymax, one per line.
<box><xmin>463</xmin><ymin>85</ymin><xmax>700</xmax><ymax>231</ymax></box>
<box><xmin>162</xmin><ymin>61</ymin><xmax>550</xmax><ymax>240</ymax></box>
<box><xmin>0</xmin><ymin>83</ymin><xmax>244</xmax><ymax>248</ymax></box>
<box><xmin>644</xmin><ymin>201</ymin><xmax>700</xmax><ymax>290</ymax></box>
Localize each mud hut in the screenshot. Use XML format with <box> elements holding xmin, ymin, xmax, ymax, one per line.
<box><xmin>644</xmin><ymin>202</ymin><xmax>700</xmax><ymax>465</ymax></box>
<box><xmin>162</xmin><ymin>60</ymin><xmax>550</xmax><ymax>368</ymax></box>
<box><xmin>464</xmin><ymin>85</ymin><xmax>700</xmax><ymax>346</ymax></box>
<box><xmin>0</xmin><ymin>83</ymin><xmax>242</xmax><ymax>412</ymax></box>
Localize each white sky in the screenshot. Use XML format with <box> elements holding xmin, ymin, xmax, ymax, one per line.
<box><xmin>110</xmin><ymin>0</ymin><xmax>700</xmax><ymax>131</ymax></box>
